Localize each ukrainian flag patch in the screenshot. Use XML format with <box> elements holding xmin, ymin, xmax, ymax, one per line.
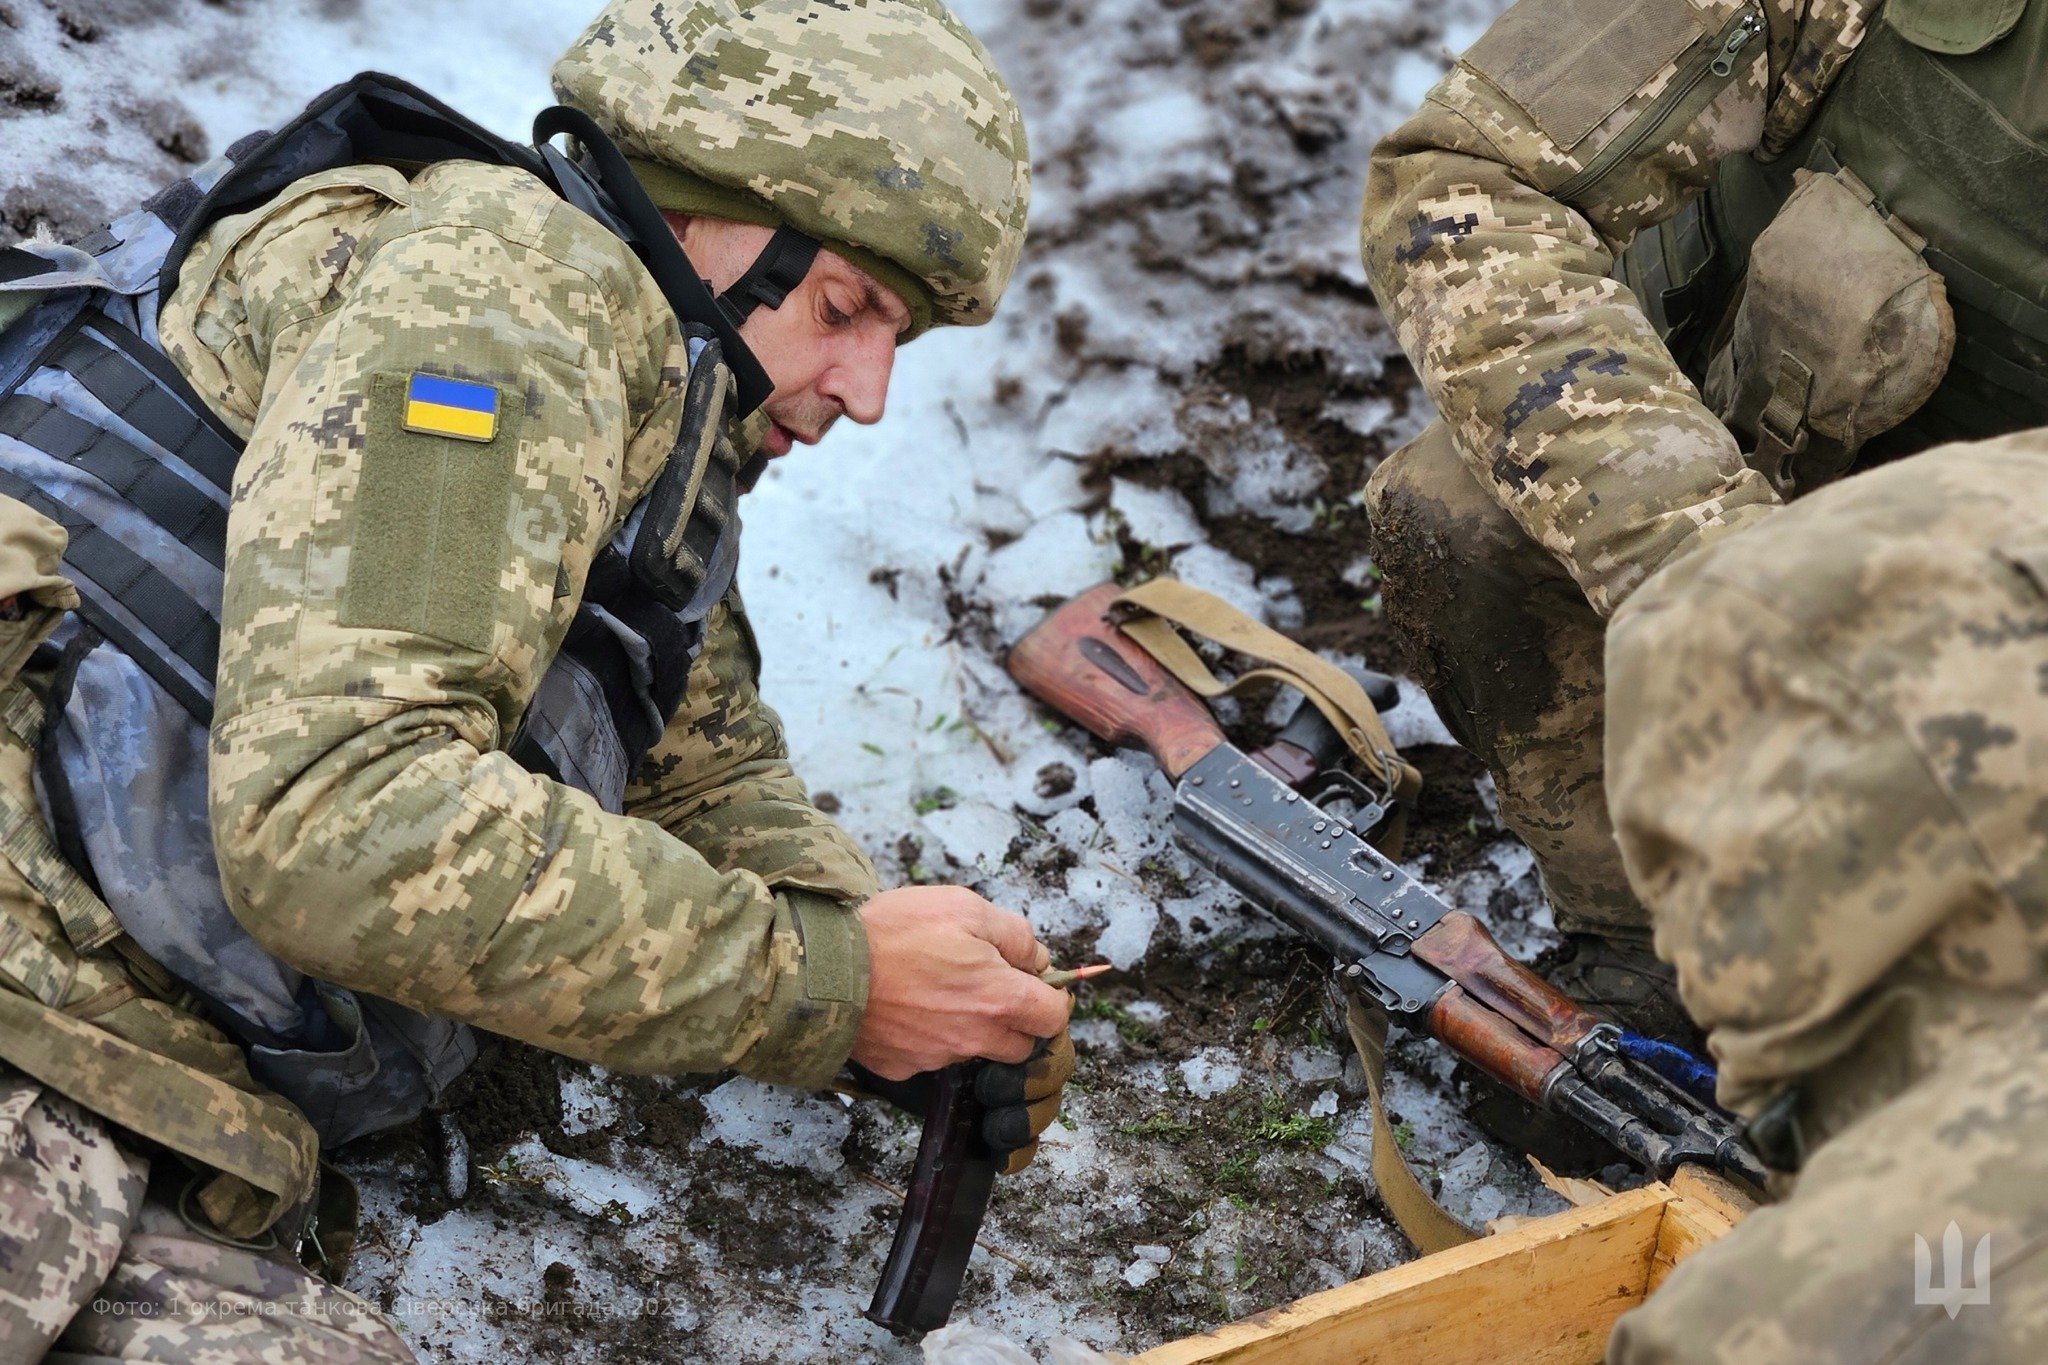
<box><xmin>402</xmin><ymin>373</ymin><xmax>499</xmax><ymax>443</ymax></box>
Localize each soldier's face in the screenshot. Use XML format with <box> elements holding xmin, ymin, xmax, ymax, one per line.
<box><xmin>669</xmin><ymin>215</ymin><xmax>910</xmax><ymax>460</ymax></box>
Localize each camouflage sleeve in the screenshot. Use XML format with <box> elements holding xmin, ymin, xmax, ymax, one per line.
<box><xmin>201</xmin><ymin>163</ymin><xmax>866</xmax><ymax>1088</ymax></box>
<box><xmin>625</xmin><ymin>599</ymin><xmax>881</xmax><ymax>906</ymax></box>
<box><xmin>1361</xmin><ymin>0</ymin><xmax>1877</xmax><ymax>615</ymax></box>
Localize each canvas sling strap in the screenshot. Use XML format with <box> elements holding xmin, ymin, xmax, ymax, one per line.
<box><xmin>1345</xmin><ymin>993</ymin><xmax>1480</xmax><ymax>1252</ymax></box>
<box><xmin>1108</xmin><ymin>577</ymin><xmax>1423</xmax><ymax>854</ymax></box>
<box><xmin>1104</xmin><ymin>579</ymin><xmax>1469</xmax><ymax>1250</ymax></box>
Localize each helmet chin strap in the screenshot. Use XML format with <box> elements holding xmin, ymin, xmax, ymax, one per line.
<box><xmin>713</xmin><ymin>224</ymin><xmax>822</xmax><ymax>329</ymax></box>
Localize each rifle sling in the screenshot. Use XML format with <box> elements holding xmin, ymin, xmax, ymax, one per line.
<box><xmin>1344</xmin><ymin>993</ymin><xmax>1480</xmax><ymax>1253</ymax></box>
<box><xmin>1110</xmin><ymin>578</ymin><xmax>1423</xmax><ymax>851</ymax></box>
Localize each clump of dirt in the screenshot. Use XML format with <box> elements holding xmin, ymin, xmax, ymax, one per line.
<box><xmin>440</xmin><ymin>1039</ymin><xmax>563</xmax><ymax>1159</ymax></box>
<box><xmin>1401</xmin><ymin>742</ymin><xmax>1497</xmax><ymax>870</ymax></box>
<box><xmin>1074</xmin><ymin>316</ymin><xmax>1435</xmax><ymax>675</ymax></box>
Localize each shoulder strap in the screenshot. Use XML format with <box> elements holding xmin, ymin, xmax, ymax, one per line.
<box><xmin>1344</xmin><ymin>993</ymin><xmax>1481</xmax><ymax>1253</ymax></box>
<box><xmin>1109</xmin><ymin>578</ymin><xmax>1424</xmax><ymax>845</ymax></box>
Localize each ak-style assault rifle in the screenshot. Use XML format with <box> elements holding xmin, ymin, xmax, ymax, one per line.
<box><xmin>1006</xmin><ymin>584</ymin><xmax>1768</xmax><ymax>1193</ymax></box>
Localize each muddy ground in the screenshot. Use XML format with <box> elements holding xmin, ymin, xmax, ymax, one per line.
<box><xmin>2</xmin><ymin>0</ymin><xmax>1601</xmax><ymax>1360</ymax></box>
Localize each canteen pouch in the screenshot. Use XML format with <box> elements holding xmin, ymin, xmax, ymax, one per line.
<box><xmin>1705</xmin><ymin>165</ymin><xmax>1955</xmax><ymax>495</ymax></box>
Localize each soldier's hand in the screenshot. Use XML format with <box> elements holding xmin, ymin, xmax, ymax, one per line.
<box><xmin>976</xmin><ymin>1028</ymin><xmax>1076</xmax><ymax>1174</ymax></box>
<box><xmin>850</xmin><ymin>885</ymin><xmax>1071</xmax><ymax>1081</ymax></box>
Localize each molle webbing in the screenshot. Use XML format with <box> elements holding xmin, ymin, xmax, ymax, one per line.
<box><xmin>1688</xmin><ymin>9</ymin><xmax>2048</xmax><ymax>445</ymax></box>
<box><xmin>0</xmin><ymin>463</ymin><xmax>220</xmax><ymax>721</ymax></box>
<box><xmin>0</xmin><ymin>300</ymin><xmax>236</xmax><ymax>724</ymax></box>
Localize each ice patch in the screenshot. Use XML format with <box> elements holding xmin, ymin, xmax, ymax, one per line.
<box><xmin>1071</xmin><ymin>1017</ymin><xmax>1123</xmax><ymax>1052</ymax></box>
<box><xmin>698</xmin><ymin>1078</ymin><xmax>850</xmax><ymax>1174</ymax></box>
<box><xmin>1096</xmin><ymin>85</ymin><xmax>1227</xmax><ymax>189</ymax></box>
<box><xmin>1320</xmin><ymin>395</ymin><xmax>1397</xmax><ymax>439</ymax></box>
<box><xmin>1017</xmin><ymin>458</ymin><xmax>1093</xmax><ymax>519</ymax></box>
<box><xmin>1178</xmin><ymin>1049</ymin><xmax>1243</xmax><ymax>1099</ymax></box>
<box><xmin>1124</xmin><ymin>1000</ymin><xmax>1168</xmax><ymax>1026</ymax></box>
<box><xmin>1380</xmin><ymin>676</ymin><xmax>1460</xmax><ymax>750</ymax></box>
<box><xmin>980</xmin><ymin>512</ymin><xmax>1120</xmax><ymax>604</ymax></box>
<box><xmin>1043</xmin><ymin>805</ymin><xmax>1102</xmax><ymax>851</ymax></box>
<box><xmin>1110</xmin><ymin>479</ymin><xmax>1206</xmax><ymax>550</ymax></box>
<box><xmin>1288</xmin><ymin>1048</ymin><xmax>1346</xmax><ymax>1085</ymax></box>
<box><xmin>497</xmin><ymin>1138</ymin><xmax>662</xmax><ymax>1222</ymax></box>
<box><xmin>558</xmin><ymin>1066</ymin><xmax>619</xmax><ymax>1137</ymax></box>
<box><xmin>1086</xmin><ymin>755</ymin><xmax>1173</xmax><ymax>856</ymax></box>
<box><xmin>923</xmin><ymin>800</ymin><xmax>1023</xmax><ymax>875</ymax></box>
<box><xmin>1036</xmin><ymin>369</ymin><xmax>1181</xmax><ymax>458</ymax></box>
<box><xmin>1485</xmin><ymin>841</ymin><xmax>1537</xmax><ymax>883</ymax></box>
<box><xmin>1091</xmin><ymin>885</ymin><xmax>1159</xmax><ymax>970</ymax></box>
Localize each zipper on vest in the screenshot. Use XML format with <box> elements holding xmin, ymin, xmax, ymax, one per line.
<box><xmin>1553</xmin><ymin>7</ymin><xmax>1765</xmax><ymax>204</ymax></box>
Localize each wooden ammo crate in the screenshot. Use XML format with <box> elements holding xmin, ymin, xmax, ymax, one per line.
<box><xmin>1132</xmin><ymin>1169</ymin><xmax>1751</xmax><ymax>1365</ymax></box>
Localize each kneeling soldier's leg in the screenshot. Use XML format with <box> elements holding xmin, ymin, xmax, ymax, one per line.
<box><xmin>0</xmin><ymin>1059</ymin><xmax>410</xmax><ymax>1364</ymax></box>
<box><xmin>0</xmin><ymin>1069</ymin><xmax>149</xmax><ymax>1360</ymax></box>
<box><xmin>1368</xmin><ymin>423</ymin><xmax>1681</xmax><ymax>1025</ymax></box>
<box><xmin>55</xmin><ymin>1190</ymin><xmax>415</xmax><ymax>1364</ymax></box>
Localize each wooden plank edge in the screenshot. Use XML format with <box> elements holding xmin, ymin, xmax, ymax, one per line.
<box><xmin>1646</xmin><ymin>1172</ymin><xmax>1749</xmax><ymax>1294</ymax></box>
<box><xmin>1128</xmin><ymin>1184</ymin><xmax>1676</xmax><ymax>1365</ymax></box>
<box><xmin>1667</xmin><ymin>1165</ymin><xmax>1761</xmax><ymax>1224</ymax></box>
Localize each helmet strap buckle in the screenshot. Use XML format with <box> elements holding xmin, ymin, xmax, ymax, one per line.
<box><xmin>714</xmin><ymin>224</ymin><xmax>822</xmax><ymax>329</ymax></box>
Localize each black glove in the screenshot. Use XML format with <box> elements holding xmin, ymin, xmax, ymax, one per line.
<box><xmin>843</xmin><ymin>1029</ymin><xmax>1076</xmax><ymax>1175</ymax></box>
<box><xmin>973</xmin><ymin>1029</ymin><xmax>1075</xmax><ymax>1174</ymax></box>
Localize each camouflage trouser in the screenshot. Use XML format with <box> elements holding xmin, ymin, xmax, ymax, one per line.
<box><xmin>0</xmin><ymin>1069</ymin><xmax>412</xmax><ymax>1364</ymax></box>
<box><xmin>1364</xmin><ymin>421</ymin><xmax>1643</xmax><ymax>936</ymax></box>
<box><xmin>1602</xmin><ymin>431</ymin><xmax>2048</xmax><ymax>1361</ymax></box>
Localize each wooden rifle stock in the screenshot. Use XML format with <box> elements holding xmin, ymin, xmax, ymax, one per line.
<box><xmin>1006</xmin><ymin>583</ymin><xmax>1227</xmax><ymax>779</ymax></box>
<box><xmin>1428</xmin><ymin>985</ymin><xmax>1564</xmax><ymax>1106</ymax></box>
<box><xmin>1414</xmin><ymin>912</ymin><xmax>1606</xmax><ymax>1055</ymax></box>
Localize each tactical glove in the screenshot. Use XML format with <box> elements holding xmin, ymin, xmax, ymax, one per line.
<box><xmin>841</xmin><ymin>1029</ymin><xmax>1076</xmax><ymax>1175</ymax></box>
<box><xmin>974</xmin><ymin>1028</ymin><xmax>1076</xmax><ymax>1175</ymax></box>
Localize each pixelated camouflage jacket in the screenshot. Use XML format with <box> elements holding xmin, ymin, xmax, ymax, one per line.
<box><xmin>1362</xmin><ymin>0</ymin><xmax>1881</xmax><ymax>617</ymax></box>
<box><xmin>159</xmin><ymin>158</ymin><xmax>880</xmax><ymax>1091</ymax></box>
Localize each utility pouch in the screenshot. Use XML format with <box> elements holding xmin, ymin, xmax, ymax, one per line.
<box><xmin>1704</xmin><ymin>164</ymin><xmax>1955</xmax><ymax>495</ymax></box>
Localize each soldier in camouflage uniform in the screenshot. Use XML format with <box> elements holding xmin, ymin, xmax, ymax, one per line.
<box><xmin>1602</xmin><ymin>428</ymin><xmax>2048</xmax><ymax>1359</ymax></box>
<box><xmin>0</xmin><ymin>1</ymin><xmax>1072</xmax><ymax>1357</ymax></box>
<box><xmin>1359</xmin><ymin>0</ymin><xmax>2048</xmax><ymax>1354</ymax></box>
<box><xmin>1358</xmin><ymin>0</ymin><xmax>2048</xmax><ymax>1030</ymax></box>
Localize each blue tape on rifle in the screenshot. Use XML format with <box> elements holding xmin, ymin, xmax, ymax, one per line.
<box><xmin>1617</xmin><ymin>1030</ymin><xmax>1719</xmax><ymax>1106</ymax></box>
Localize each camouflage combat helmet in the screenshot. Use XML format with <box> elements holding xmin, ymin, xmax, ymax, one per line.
<box><xmin>553</xmin><ymin>0</ymin><xmax>1030</xmax><ymax>338</ymax></box>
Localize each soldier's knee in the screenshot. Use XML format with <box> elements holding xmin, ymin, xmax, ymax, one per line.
<box><xmin>1366</xmin><ymin>422</ymin><xmax>1501</xmax><ymax>564</ymax></box>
